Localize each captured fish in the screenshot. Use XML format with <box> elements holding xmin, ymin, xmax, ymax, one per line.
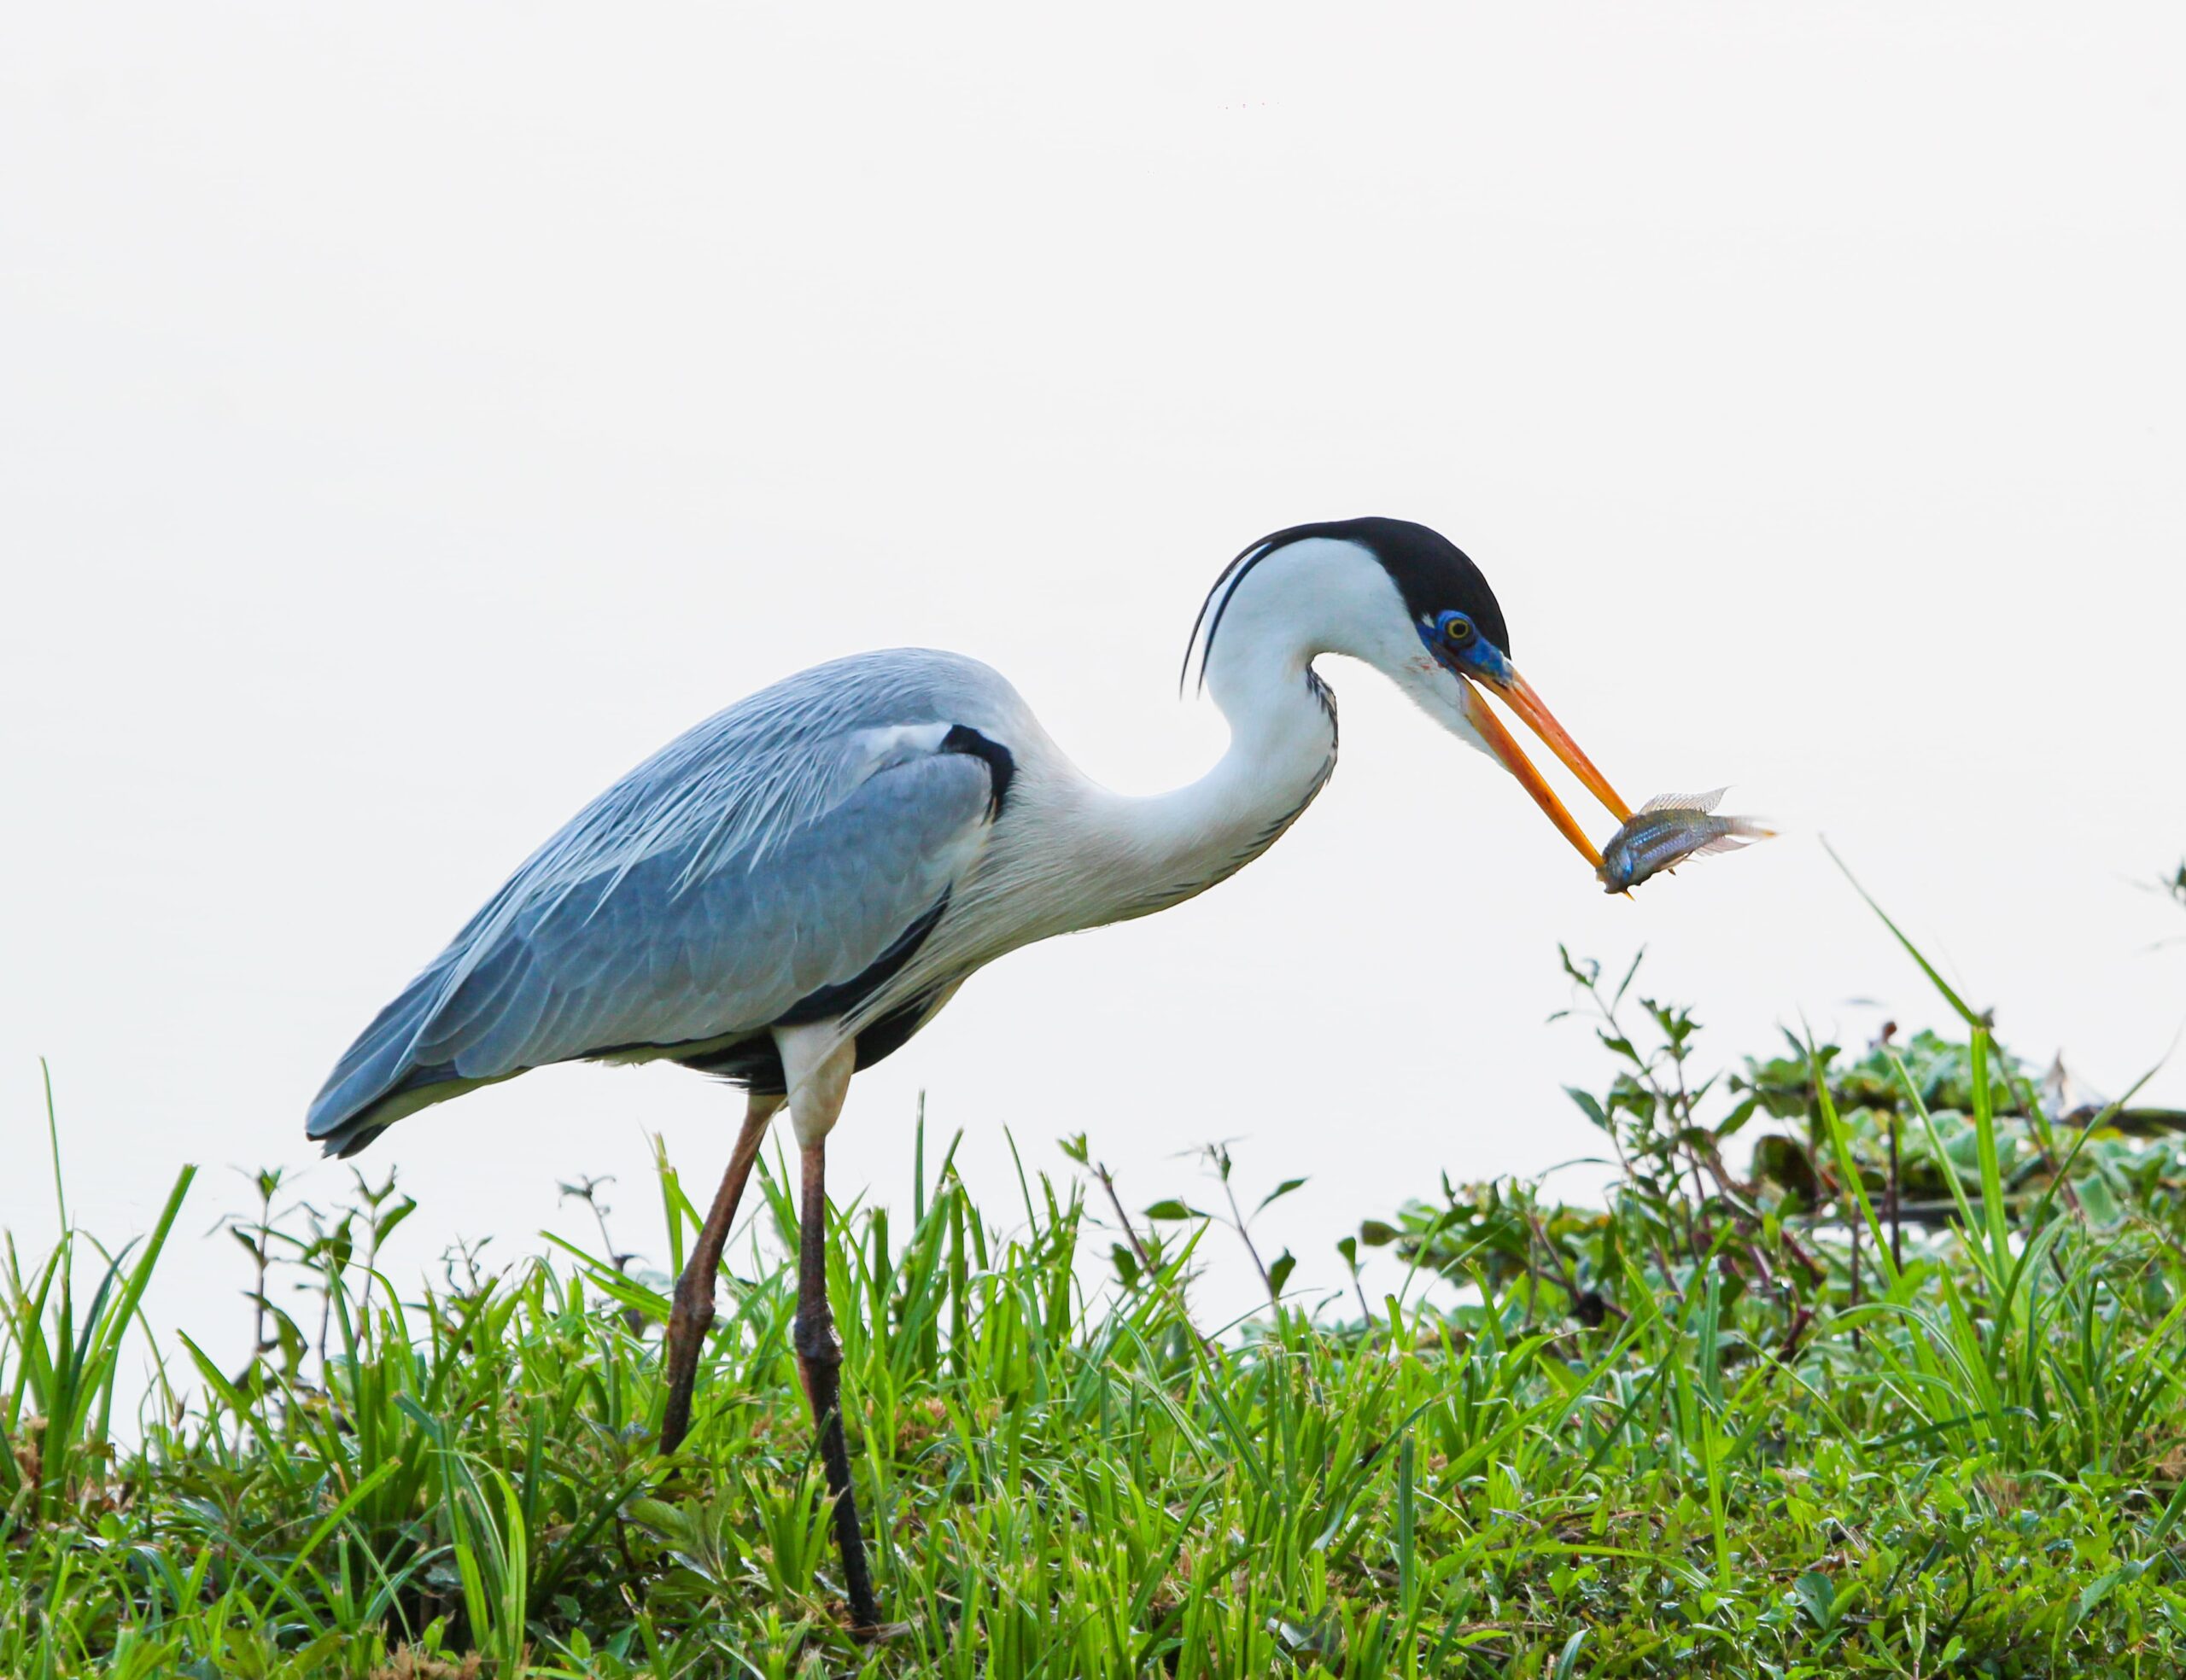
<box><xmin>1598</xmin><ymin>789</ymin><xmax>1774</xmax><ymax>895</ymax></box>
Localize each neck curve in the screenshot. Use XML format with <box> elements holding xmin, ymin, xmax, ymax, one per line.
<box><xmin>1055</xmin><ymin>585</ymin><xmax>1341</xmax><ymax>931</ymax></box>
<box><xmin>945</xmin><ymin>534</ymin><xmax>1435</xmax><ymax>964</ymax></box>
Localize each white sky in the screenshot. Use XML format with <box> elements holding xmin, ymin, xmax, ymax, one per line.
<box><xmin>4</xmin><ymin>4</ymin><xmax>2182</xmax><ymax>1361</ymax></box>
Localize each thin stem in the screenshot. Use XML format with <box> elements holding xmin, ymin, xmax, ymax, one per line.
<box><xmin>1092</xmin><ymin>1160</ymin><xmax>1210</xmax><ymax>1353</ymax></box>
<box><xmin>1213</xmin><ymin>1163</ymin><xmax>1275</xmax><ymax>1305</ymax></box>
<box><xmin>1351</xmin><ymin>1268</ymin><xmax>1375</xmax><ymax>1328</ymax></box>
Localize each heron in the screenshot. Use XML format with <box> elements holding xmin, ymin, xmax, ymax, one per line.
<box><xmin>305</xmin><ymin>516</ymin><xmax>1631</xmax><ymax>1632</ymax></box>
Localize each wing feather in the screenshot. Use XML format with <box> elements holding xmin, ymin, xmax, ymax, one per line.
<box><xmin>307</xmin><ymin>650</ymin><xmax>1026</xmax><ymax>1153</ymax></box>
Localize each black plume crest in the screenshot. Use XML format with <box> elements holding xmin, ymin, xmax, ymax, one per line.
<box><xmin>1182</xmin><ymin>516</ymin><xmax>1510</xmax><ymax>691</ymax></box>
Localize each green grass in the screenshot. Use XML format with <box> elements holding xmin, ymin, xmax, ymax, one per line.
<box><xmin>8</xmin><ymin>895</ymin><xmax>2186</xmax><ymax>1676</ymax></box>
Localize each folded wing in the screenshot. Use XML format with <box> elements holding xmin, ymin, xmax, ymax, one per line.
<box><xmin>307</xmin><ymin>652</ymin><xmax>1014</xmax><ymax>1156</ymax></box>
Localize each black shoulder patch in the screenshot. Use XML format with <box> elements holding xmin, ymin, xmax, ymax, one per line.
<box><xmin>941</xmin><ymin>724</ymin><xmax>1014</xmax><ymax>819</ymax></box>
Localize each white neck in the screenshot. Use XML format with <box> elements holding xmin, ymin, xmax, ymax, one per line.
<box><xmin>1066</xmin><ymin>646</ymin><xmax>1336</xmax><ymax>926</ymax></box>
<box><xmin>1041</xmin><ymin>535</ymin><xmax>1433</xmax><ymax>932</ymax></box>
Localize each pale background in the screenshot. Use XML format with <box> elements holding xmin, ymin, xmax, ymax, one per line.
<box><xmin>4</xmin><ymin>5</ymin><xmax>2181</xmax><ymax>1362</ymax></box>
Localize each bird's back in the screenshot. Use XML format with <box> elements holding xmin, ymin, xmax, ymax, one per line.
<box><xmin>307</xmin><ymin>650</ymin><xmax>1035</xmax><ymax>1155</ymax></box>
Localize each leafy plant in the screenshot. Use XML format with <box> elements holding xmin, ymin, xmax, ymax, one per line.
<box><xmin>7</xmin><ymin>867</ymin><xmax>2186</xmax><ymax>1674</ymax></box>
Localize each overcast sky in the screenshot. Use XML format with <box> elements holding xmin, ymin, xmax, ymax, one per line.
<box><xmin>4</xmin><ymin>4</ymin><xmax>2182</xmax><ymax>1360</ymax></box>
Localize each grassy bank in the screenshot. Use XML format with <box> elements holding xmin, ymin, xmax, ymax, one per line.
<box><xmin>7</xmin><ymin>901</ymin><xmax>2186</xmax><ymax>1676</ymax></box>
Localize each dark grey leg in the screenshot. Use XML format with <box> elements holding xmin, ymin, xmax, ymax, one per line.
<box><xmin>796</xmin><ymin>1137</ymin><xmax>880</xmax><ymax>1632</ymax></box>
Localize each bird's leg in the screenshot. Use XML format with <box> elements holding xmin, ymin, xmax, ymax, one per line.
<box><xmin>797</xmin><ymin>1133</ymin><xmax>880</xmax><ymax>1633</ymax></box>
<box><xmin>659</xmin><ymin>1090</ymin><xmax>781</xmax><ymax>1454</ymax></box>
<box><xmin>773</xmin><ymin>1021</ymin><xmax>880</xmax><ymax>1632</ymax></box>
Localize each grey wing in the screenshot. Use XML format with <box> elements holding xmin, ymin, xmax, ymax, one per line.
<box><xmin>307</xmin><ymin>656</ymin><xmax>1020</xmax><ymax>1156</ymax></box>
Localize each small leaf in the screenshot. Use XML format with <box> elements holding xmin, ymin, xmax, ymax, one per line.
<box><xmin>1558</xmin><ymin>944</ymin><xmax>1599</xmax><ymax>988</ymax></box>
<box><xmin>1794</xmin><ymin>1570</ymin><xmax>1836</xmax><ymax>1630</ymax></box>
<box><xmin>2075</xmin><ymin>1173</ymin><xmax>2121</xmax><ymax>1226</ymax></box>
<box><xmin>1110</xmin><ymin>1243</ymin><xmax>1140</xmax><ymax>1286</ymax></box>
<box><xmin>1564</xmin><ymin>1088</ymin><xmax>1610</xmax><ymax>1131</ymax></box>
<box><xmin>1336</xmin><ymin>1235</ymin><xmax>1359</xmax><ymax>1269</ymax></box>
<box><xmin>1599</xmin><ymin>1031</ymin><xmax>1640</xmax><ymax>1065</ymax></box>
<box><xmin>1358</xmin><ymin>1220</ymin><xmax>1399</xmax><ymax>1248</ymax></box>
<box><xmin>1268</xmin><ymin>1250</ymin><xmax>1296</xmax><ymax>1296</ymax></box>
<box><xmin>1057</xmin><ymin>1134</ymin><xmax>1089</xmax><ymax>1164</ymax></box>
<box><xmin>1269</xmin><ymin>1613</ymin><xmax>1341</xmax><ymax>1662</ymax></box>
<box><xmin>1142</xmin><ymin>1199</ymin><xmax>1198</xmax><ymax>1221</ymax></box>
<box><xmin>267</xmin><ymin>1311</ymin><xmax>307</xmax><ymax>1376</ymax></box>
<box><xmin>1256</xmin><ymin>1177</ymin><xmax>1307</xmax><ymax>1214</ymax></box>
<box><xmin>622</xmin><ymin>1496</ymin><xmax>685</xmax><ymax>1537</ymax></box>
<box><xmin>1713</xmin><ymin>1094</ymin><xmax>1762</xmax><ymax>1139</ymax></box>
<box><xmin>375</xmin><ymin>1199</ymin><xmax>418</xmax><ymax>1245</ymax></box>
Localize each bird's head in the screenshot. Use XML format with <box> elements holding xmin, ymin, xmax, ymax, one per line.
<box><xmin>1186</xmin><ymin>516</ymin><xmax>1633</xmax><ymax>870</ymax></box>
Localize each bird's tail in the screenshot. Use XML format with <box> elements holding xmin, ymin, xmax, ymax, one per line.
<box><xmin>306</xmin><ymin>961</ymin><xmax>469</xmax><ymax>1158</ymax></box>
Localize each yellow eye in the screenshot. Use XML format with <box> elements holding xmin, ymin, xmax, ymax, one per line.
<box><xmin>1444</xmin><ymin>615</ymin><xmax>1474</xmax><ymax>645</ymax></box>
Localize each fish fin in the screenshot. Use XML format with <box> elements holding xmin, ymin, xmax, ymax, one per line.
<box><xmin>1638</xmin><ymin>786</ymin><xmax>1727</xmax><ymax>815</ymax></box>
<box><xmin>1721</xmin><ymin>816</ymin><xmax>1776</xmax><ymax>840</ymax></box>
<box><xmin>1691</xmin><ymin>834</ymin><xmax>1756</xmax><ymax>858</ymax></box>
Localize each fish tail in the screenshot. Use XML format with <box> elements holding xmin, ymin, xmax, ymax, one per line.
<box><xmin>1688</xmin><ymin>817</ymin><xmax>1776</xmax><ymax>859</ymax></box>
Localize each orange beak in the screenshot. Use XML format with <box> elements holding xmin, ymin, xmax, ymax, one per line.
<box><xmin>1458</xmin><ymin>671</ymin><xmax>1632</xmax><ymax>870</ymax></box>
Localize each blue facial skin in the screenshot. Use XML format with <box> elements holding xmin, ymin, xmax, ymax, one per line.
<box><xmin>1418</xmin><ymin>610</ymin><xmax>1515</xmax><ymax>688</ymax></box>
